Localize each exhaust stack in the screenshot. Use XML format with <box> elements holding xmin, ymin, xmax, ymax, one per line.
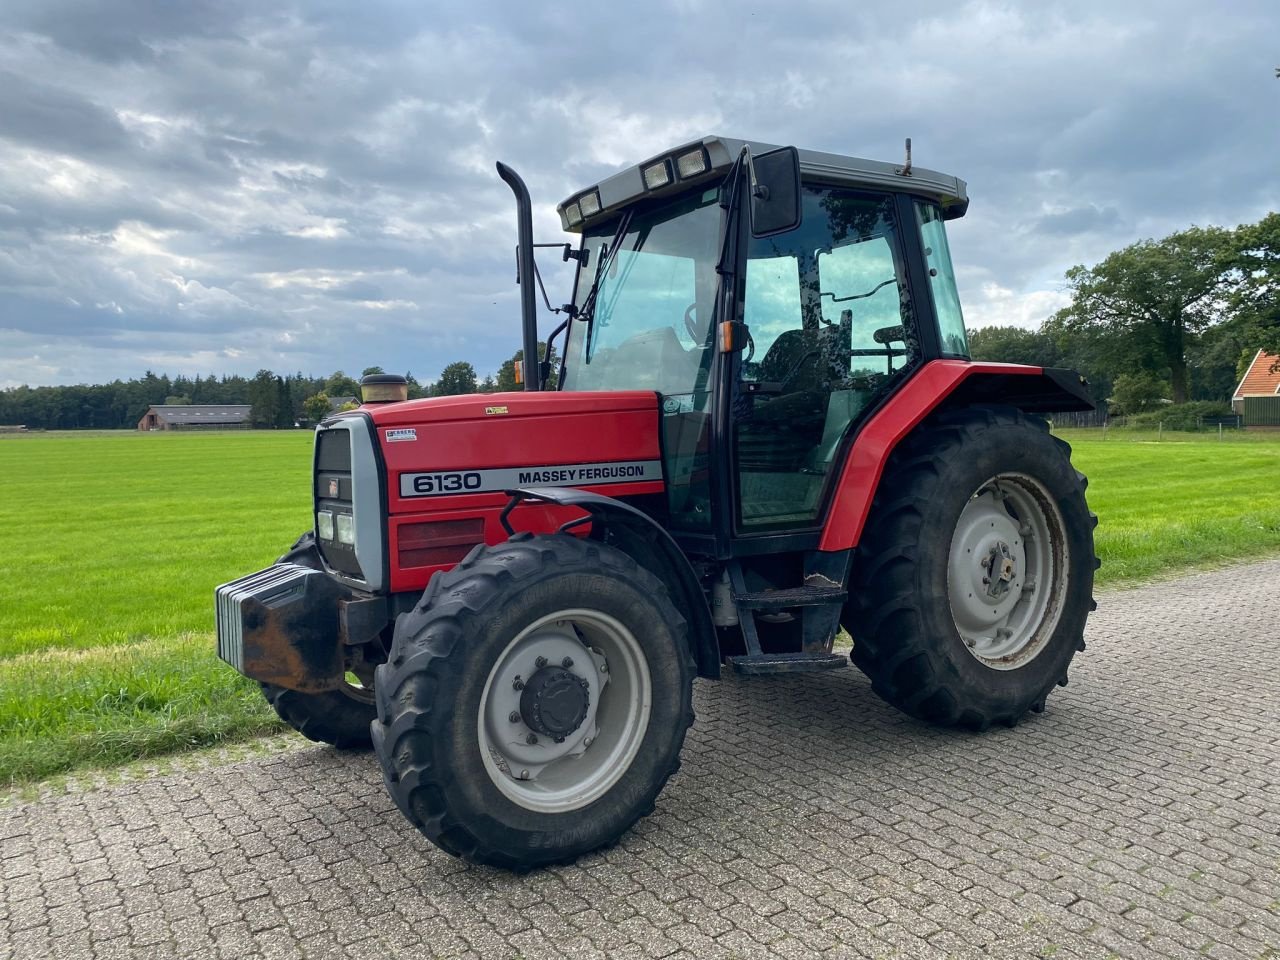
<box><xmin>496</xmin><ymin>162</ymin><xmax>540</xmax><ymax>392</ymax></box>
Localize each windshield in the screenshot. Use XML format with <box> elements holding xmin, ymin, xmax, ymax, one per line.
<box><xmin>560</xmin><ymin>189</ymin><xmax>722</xmax><ymax>395</ymax></box>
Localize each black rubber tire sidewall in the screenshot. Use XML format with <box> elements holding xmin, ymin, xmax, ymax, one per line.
<box><xmin>374</xmin><ymin>535</ymin><xmax>694</xmax><ymax>870</ymax></box>
<box><xmin>849</xmin><ymin>406</ymin><xmax>1095</xmax><ymax>726</ymax></box>
<box><xmin>261</xmin><ymin>683</ymin><xmax>375</xmax><ymax>749</ymax></box>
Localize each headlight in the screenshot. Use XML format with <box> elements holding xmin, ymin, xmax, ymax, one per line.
<box><xmin>642</xmin><ymin>159</ymin><xmax>672</xmax><ymax>190</ymax></box>
<box><xmin>577</xmin><ymin>189</ymin><xmax>602</xmax><ymax>218</ymax></box>
<box><xmin>675</xmin><ymin>148</ymin><xmax>708</xmax><ymax>179</ymax></box>
<box><xmin>564</xmin><ymin>201</ymin><xmax>583</xmax><ymax>227</ymax></box>
<box><xmin>316</xmin><ymin>511</ymin><xmax>334</xmax><ymax>540</ymax></box>
<box><xmin>335</xmin><ymin>513</ymin><xmax>355</xmax><ymax>545</ymax></box>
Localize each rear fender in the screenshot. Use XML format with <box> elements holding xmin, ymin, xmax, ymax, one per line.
<box><xmin>819</xmin><ymin>360</ymin><xmax>1093</xmax><ymax>551</ymax></box>
<box><xmin>506</xmin><ymin>487</ymin><xmax>721</xmax><ymax>679</ymax></box>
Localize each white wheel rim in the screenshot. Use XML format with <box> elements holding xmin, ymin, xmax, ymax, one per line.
<box><xmin>477</xmin><ymin>609</ymin><xmax>652</xmax><ymax>813</ymax></box>
<box><xmin>947</xmin><ymin>473</ymin><xmax>1069</xmax><ymax>670</ymax></box>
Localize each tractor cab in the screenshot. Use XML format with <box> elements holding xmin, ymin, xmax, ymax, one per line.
<box><xmin>548</xmin><ymin>138</ymin><xmax>972</xmax><ymax>550</ymax></box>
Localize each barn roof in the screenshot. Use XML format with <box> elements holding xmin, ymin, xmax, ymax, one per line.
<box><xmin>1233</xmin><ymin>350</ymin><xmax>1280</xmax><ymax>399</ymax></box>
<box><xmin>145</xmin><ymin>404</ymin><xmax>252</xmax><ymax>424</ymax></box>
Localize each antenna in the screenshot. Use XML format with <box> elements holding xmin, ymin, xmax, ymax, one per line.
<box><xmin>900</xmin><ymin>137</ymin><xmax>913</xmax><ymax>177</ymax></box>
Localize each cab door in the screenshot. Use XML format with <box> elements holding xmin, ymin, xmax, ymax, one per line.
<box><xmin>732</xmin><ymin>184</ymin><xmax>920</xmax><ymax>533</ymax></box>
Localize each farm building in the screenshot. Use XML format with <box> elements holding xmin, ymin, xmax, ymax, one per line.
<box><xmin>1232</xmin><ymin>351</ymin><xmax>1280</xmax><ymax>426</ymax></box>
<box><xmin>137</xmin><ymin>404</ymin><xmax>252</xmax><ymax>431</ymax></box>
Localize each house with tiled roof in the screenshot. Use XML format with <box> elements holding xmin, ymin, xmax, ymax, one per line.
<box><xmin>1232</xmin><ymin>350</ymin><xmax>1280</xmax><ymax>411</ymax></box>
<box><xmin>1232</xmin><ymin>351</ymin><xmax>1280</xmax><ymax>426</ymax></box>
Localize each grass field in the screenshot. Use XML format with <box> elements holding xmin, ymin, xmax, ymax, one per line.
<box><xmin>2</xmin><ymin>426</ymin><xmax>1279</xmax><ymax>787</ymax></box>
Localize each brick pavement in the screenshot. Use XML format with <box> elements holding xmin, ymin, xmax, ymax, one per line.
<box><xmin>2</xmin><ymin>558</ymin><xmax>1279</xmax><ymax>959</ymax></box>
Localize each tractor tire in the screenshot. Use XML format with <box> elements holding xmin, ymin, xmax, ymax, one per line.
<box><xmin>846</xmin><ymin>405</ymin><xmax>1097</xmax><ymax>730</ymax></box>
<box><xmin>371</xmin><ymin>533</ymin><xmax>695</xmax><ymax>871</ymax></box>
<box><xmin>260</xmin><ymin>531</ymin><xmax>376</xmax><ymax>749</ymax></box>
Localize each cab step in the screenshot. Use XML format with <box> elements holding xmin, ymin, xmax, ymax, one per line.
<box><xmin>727</xmin><ymin>652</ymin><xmax>848</xmax><ymax>675</ymax></box>
<box><xmin>731</xmin><ymin>585</ymin><xmax>847</xmax><ymax>610</ymax></box>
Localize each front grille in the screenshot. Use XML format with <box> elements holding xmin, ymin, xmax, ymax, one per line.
<box><xmin>314</xmin><ymin>428</ymin><xmax>363</xmax><ymax>579</ymax></box>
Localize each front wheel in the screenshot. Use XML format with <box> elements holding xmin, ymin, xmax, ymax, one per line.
<box><xmin>846</xmin><ymin>405</ymin><xmax>1097</xmax><ymax>729</ymax></box>
<box><xmin>372</xmin><ymin>534</ymin><xmax>695</xmax><ymax>870</ymax></box>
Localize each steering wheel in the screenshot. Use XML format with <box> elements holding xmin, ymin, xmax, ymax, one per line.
<box><xmin>682</xmin><ymin>302</ymin><xmax>700</xmax><ymax>342</ymax></box>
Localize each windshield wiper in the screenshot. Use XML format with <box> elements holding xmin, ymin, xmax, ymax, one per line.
<box><xmin>576</xmin><ymin>209</ymin><xmax>634</xmax><ymax>331</ymax></box>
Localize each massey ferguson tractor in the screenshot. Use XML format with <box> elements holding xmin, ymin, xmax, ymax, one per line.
<box><xmin>216</xmin><ymin>136</ymin><xmax>1097</xmax><ymax>870</ymax></box>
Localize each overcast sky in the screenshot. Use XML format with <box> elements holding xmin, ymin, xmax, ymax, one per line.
<box><xmin>1</xmin><ymin>0</ymin><xmax>1276</xmax><ymax>389</ymax></box>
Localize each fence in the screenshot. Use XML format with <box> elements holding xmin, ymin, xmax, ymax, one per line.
<box><xmin>1048</xmin><ymin>412</ymin><xmax>1245</xmax><ymax>433</ymax></box>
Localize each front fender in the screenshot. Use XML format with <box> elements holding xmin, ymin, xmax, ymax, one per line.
<box><xmin>506</xmin><ymin>487</ymin><xmax>721</xmax><ymax>679</ymax></box>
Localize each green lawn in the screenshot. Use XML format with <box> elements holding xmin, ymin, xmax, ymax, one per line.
<box><xmin>2</xmin><ymin>426</ymin><xmax>1278</xmax><ymax>787</ymax></box>
<box><xmin>1057</xmin><ymin>428</ymin><xmax>1280</xmax><ymax>581</ymax></box>
<box><xmin>0</xmin><ymin>430</ymin><xmax>313</xmax><ymax>786</ymax></box>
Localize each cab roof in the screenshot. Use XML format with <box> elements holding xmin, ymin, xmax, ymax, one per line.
<box><xmin>557</xmin><ymin>135</ymin><xmax>969</xmax><ymax>232</ymax></box>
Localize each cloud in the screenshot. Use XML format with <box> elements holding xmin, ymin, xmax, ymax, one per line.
<box><xmin>0</xmin><ymin>0</ymin><xmax>1276</xmax><ymax>388</ymax></box>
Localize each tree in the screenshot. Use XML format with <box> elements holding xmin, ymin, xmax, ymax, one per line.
<box><xmin>303</xmin><ymin>392</ymin><xmax>332</xmax><ymax>423</ymax></box>
<box><xmin>323</xmin><ymin>370</ymin><xmax>361</xmax><ymax>399</ymax></box>
<box><xmin>967</xmin><ymin>327</ymin><xmax>1061</xmax><ymax>367</ymax></box>
<box><xmin>496</xmin><ymin>341</ymin><xmax>560</xmax><ymax>392</ymax></box>
<box><xmin>433</xmin><ymin>361</ymin><xmax>478</xmax><ymax>396</ymax></box>
<box><xmin>1231</xmin><ymin>212</ymin><xmax>1280</xmax><ymax>360</ymax></box>
<box><xmin>361</xmin><ymin>366</ymin><xmax>385</xmax><ymax>378</ymax></box>
<box><xmin>1109</xmin><ymin>371</ymin><xmax>1169</xmax><ymax>414</ymax></box>
<box><xmin>404</xmin><ymin>371</ymin><xmax>428</xmax><ymax>400</ymax></box>
<box><xmin>1051</xmin><ymin>226</ymin><xmax>1237</xmax><ymax>403</ymax></box>
<box><xmin>478</xmin><ymin>374</ymin><xmax>497</xmax><ymax>393</ymax></box>
<box><xmin>164</xmin><ymin>394</ymin><xmax>192</xmax><ymax>405</ymax></box>
<box><xmin>248</xmin><ymin>369</ymin><xmax>281</xmax><ymax>427</ymax></box>
<box><xmin>275</xmin><ymin>375</ymin><xmax>293</xmax><ymax>428</ymax></box>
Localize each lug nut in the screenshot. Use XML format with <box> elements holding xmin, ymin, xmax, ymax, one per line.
<box><xmin>512</xmin><ymin>676</ymin><xmax>524</xmax><ymax>691</ymax></box>
<box><xmin>583</xmin><ymin>737</ymin><xmax>594</xmax><ymax>748</ymax></box>
<box><xmin>509</xmin><ymin>711</ymin><xmax>521</xmax><ymax>723</ymax></box>
<box><xmin>535</xmin><ymin>655</ymin><xmax>548</xmax><ymax>669</ymax></box>
<box><xmin>561</xmin><ymin>656</ymin><xmax>574</xmax><ymax>669</ymax></box>
<box><xmin>526</xmin><ymin>733</ymin><xmax>538</xmax><ymax>745</ymax></box>
<box><xmin>519</xmin><ymin>769</ymin><xmax>529</xmax><ymax>780</ymax></box>
<box><xmin>599</xmin><ymin>662</ymin><xmax>608</xmax><ymax>674</ymax></box>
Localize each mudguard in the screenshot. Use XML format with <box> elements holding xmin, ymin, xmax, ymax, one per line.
<box><xmin>819</xmin><ymin>360</ymin><xmax>1094</xmax><ymax>551</ymax></box>
<box><xmin>506</xmin><ymin>487</ymin><xmax>721</xmax><ymax>679</ymax></box>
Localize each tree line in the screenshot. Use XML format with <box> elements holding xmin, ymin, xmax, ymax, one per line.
<box><xmin>0</xmin><ymin>343</ymin><xmax>556</xmax><ymax>430</ymax></box>
<box><xmin>969</xmin><ymin>213</ymin><xmax>1278</xmax><ymax>413</ymax></box>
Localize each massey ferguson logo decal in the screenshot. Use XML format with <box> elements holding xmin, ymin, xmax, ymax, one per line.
<box><xmin>399</xmin><ymin>460</ymin><xmax>662</xmax><ymax>498</ymax></box>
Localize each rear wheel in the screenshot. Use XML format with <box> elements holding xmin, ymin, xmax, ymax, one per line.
<box><xmin>259</xmin><ymin>532</ymin><xmax>377</xmax><ymax>749</ymax></box>
<box><xmin>372</xmin><ymin>534</ymin><xmax>695</xmax><ymax>870</ymax></box>
<box><xmin>846</xmin><ymin>405</ymin><xmax>1097</xmax><ymax>729</ymax></box>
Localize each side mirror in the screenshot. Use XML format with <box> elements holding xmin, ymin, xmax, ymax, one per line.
<box><xmin>749</xmin><ymin>146</ymin><xmax>802</xmax><ymax>238</ymax></box>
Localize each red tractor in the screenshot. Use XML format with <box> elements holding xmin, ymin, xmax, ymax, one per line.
<box><xmin>217</xmin><ymin>137</ymin><xmax>1097</xmax><ymax>870</ymax></box>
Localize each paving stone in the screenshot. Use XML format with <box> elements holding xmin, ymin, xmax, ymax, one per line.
<box><xmin>3</xmin><ymin>559</ymin><xmax>1280</xmax><ymax>958</ymax></box>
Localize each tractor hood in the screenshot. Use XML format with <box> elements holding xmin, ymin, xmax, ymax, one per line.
<box><xmin>361</xmin><ymin>390</ymin><xmax>665</xmax><ymax>519</ymax></box>
<box><xmin>365</xmin><ymin>389</ymin><xmax>657</xmax><ymax>428</ymax></box>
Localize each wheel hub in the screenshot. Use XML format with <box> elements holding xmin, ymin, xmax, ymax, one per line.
<box><xmin>520</xmin><ymin>667</ymin><xmax>590</xmax><ymax>741</ymax></box>
<box><xmin>946</xmin><ymin>476</ymin><xmax>1066</xmax><ymax>670</ymax></box>
<box><xmin>478</xmin><ymin>609</ymin><xmax>653</xmax><ymax>813</ymax></box>
<box><xmin>983</xmin><ymin>541</ymin><xmax>1017</xmax><ymax>599</ymax></box>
